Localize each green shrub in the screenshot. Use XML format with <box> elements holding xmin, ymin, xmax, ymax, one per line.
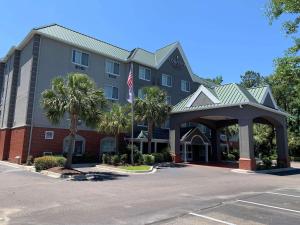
<box><xmin>143</xmin><ymin>154</ymin><xmax>155</xmax><ymax>165</ymax></box>
<box><xmin>111</xmin><ymin>155</ymin><xmax>120</xmax><ymax>166</ymax></box>
<box><xmin>226</xmin><ymin>153</ymin><xmax>236</xmax><ymax>161</ymax></box>
<box><xmin>161</xmin><ymin>148</ymin><xmax>172</xmax><ymax>162</ymax></box>
<box><xmin>230</xmin><ymin>149</ymin><xmax>240</xmax><ymax>160</ymax></box>
<box><xmin>262</xmin><ymin>157</ymin><xmax>272</xmax><ymax>169</ymax></box>
<box><xmin>102</xmin><ymin>153</ymin><xmax>111</xmax><ymax>164</ymax></box>
<box><xmin>34</xmin><ymin>156</ymin><xmax>66</xmax><ymax>172</ymax></box>
<box><xmin>133</xmin><ymin>150</ymin><xmax>144</xmax><ymax>165</ymax></box>
<box><xmin>120</xmin><ymin>154</ymin><xmax>128</xmax><ymax>165</ymax></box>
<box><xmin>152</xmin><ymin>153</ymin><xmax>164</xmax><ymax>163</ymax></box>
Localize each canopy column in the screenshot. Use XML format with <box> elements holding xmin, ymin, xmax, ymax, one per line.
<box><xmin>211</xmin><ymin>129</ymin><xmax>221</xmax><ymax>161</ymax></box>
<box><xmin>276</xmin><ymin>121</ymin><xmax>290</xmax><ymax>168</ymax></box>
<box><xmin>169</xmin><ymin>125</ymin><xmax>181</xmax><ymax>163</ymax></box>
<box><xmin>238</xmin><ymin>118</ymin><xmax>256</xmax><ymax>170</ymax></box>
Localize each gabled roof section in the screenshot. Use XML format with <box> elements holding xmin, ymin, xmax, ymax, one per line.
<box><xmin>1</xmin><ymin>23</ymin><xmax>214</xmax><ymax>87</ymax></box>
<box><xmin>186</xmin><ymin>85</ymin><xmax>220</xmax><ymax>107</ymax></box>
<box><xmin>248</xmin><ymin>85</ymin><xmax>278</xmax><ymax>109</ymax></box>
<box><xmin>180</xmin><ymin>127</ymin><xmax>210</xmax><ymax>144</ymax></box>
<box><xmin>35</xmin><ymin>24</ymin><xmax>131</xmax><ymax>61</ymax></box>
<box><xmin>172</xmin><ymin>83</ymin><xmax>286</xmax><ymax>116</ymax></box>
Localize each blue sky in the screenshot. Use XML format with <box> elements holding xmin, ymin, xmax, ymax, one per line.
<box><xmin>0</xmin><ymin>0</ymin><xmax>293</xmax><ymax>83</ymax></box>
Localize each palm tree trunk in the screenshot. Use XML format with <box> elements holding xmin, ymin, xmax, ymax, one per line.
<box><xmin>115</xmin><ymin>134</ymin><xmax>119</xmax><ymax>153</ymax></box>
<box><xmin>65</xmin><ymin>114</ymin><xmax>78</xmax><ymax>169</ymax></box>
<box><xmin>147</xmin><ymin>121</ymin><xmax>153</xmax><ymax>154</ymax></box>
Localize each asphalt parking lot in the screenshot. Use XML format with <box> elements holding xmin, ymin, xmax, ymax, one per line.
<box><xmin>0</xmin><ymin>162</ymin><xmax>300</xmax><ymax>225</ymax></box>
<box><xmin>154</xmin><ymin>187</ymin><xmax>300</xmax><ymax>225</ymax></box>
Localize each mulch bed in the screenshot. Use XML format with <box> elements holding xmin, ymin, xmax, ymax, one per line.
<box><xmin>47</xmin><ymin>167</ymin><xmax>84</xmax><ymax>175</ymax></box>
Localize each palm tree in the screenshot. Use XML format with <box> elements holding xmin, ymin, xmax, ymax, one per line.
<box><xmin>98</xmin><ymin>103</ymin><xmax>131</xmax><ymax>153</ymax></box>
<box><xmin>134</xmin><ymin>86</ymin><xmax>172</xmax><ymax>153</ymax></box>
<box><xmin>41</xmin><ymin>73</ymin><xmax>106</xmax><ymax>168</ymax></box>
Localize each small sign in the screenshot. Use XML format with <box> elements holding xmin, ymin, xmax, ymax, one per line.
<box><xmin>169</xmin><ymin>55</ymin><xmax>184</xmax><ymax>69</ymax></box>
<box><xmin>45</xmin><ymin>131</ymin><xmax>54</xmax><ymax>140</ymax></box>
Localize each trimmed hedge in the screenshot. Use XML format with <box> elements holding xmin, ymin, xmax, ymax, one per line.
<box><xmin>34</xmin><ymin>156</ymin><xmax>66</xmax><ymax>172</ymax></box>
<box><xmin>152</xmin><ymin>153</ymin><xmax>164</xmax><ymax>163</ymax></box>
<box><xmin>143</xmin><ymin>154</ymin><xmax>155</xmax><ymax>165</ymax></box>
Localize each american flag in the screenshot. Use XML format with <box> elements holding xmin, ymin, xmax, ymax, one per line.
<box><xmin>127</xmin><ymin>63</ymin><xmax>134</xmax><ymax>103</ymax></box>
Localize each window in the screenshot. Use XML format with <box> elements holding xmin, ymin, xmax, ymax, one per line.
<box><xmin>161</xmin><ymin>74</ymin><xmax>172</xmax><ymax>87</ymax></box>
<box><xmin>138</xmin><ymin>88</ymin><xmax>146</xmax><ymax>99</ymax></box>
<box><xmin>101</xmin><ymin>137</ymin><xmax>116</xmax><ymax>153</ymax></box>
<box><xmin>72</xmin><ymin>50</ymin><xmax>89</xmax><ymax>67</ymax></box>
<box><xmin>44</xmin><ymin>131</ymin><xmax>54</xmax><ymax>140</ymax></box>
<box><xmin>166</xmin><ymin>96</ymin><xmax>171</xmax><ymax>105</ymax></box>
<box><xmin>161</xmin><ymin>119</ymin><xmax>170</xmax><ymax>129</ymax></box>
<box><xmin>63</xmin><ymin>135</ymin><xmax>85</xmax><ymax>156</ymax></box>
<box><xmin>105</xmin><ymin>60</ymin><xmax>120</xmax><ymax>76</ymax></box>
<box><xmin>139</xmin><ymin>66</ymin><xmax>151</xmax><ymax>81</ymax></box>
<box><xmin>181</xmin><ymin>80</ymin><xmax>190</xmax><ymax>92</ymax></box>
<box><xmin>104</xmin><ymin>85</ymin><xmax>119</xmax><ymax>100</ymax></box>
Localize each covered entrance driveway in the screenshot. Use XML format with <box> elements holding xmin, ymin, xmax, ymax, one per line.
<box><xmin>169</xmin><ymin>84</ymin><xmax>290</xmax><ymax>170</ymax></box>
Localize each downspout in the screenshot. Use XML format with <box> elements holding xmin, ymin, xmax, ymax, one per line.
<box><xmin>27</xmin><ymin>37</ymin><xmax>41</xmax><ymax>162</ymax></box>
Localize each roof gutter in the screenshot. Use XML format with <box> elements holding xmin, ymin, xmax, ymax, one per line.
<box><xmin>171</xmin><ymin>102</ymin><xmax>290</xmax><ymax>117</ymax></box>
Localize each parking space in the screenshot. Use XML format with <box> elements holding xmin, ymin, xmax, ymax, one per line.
<box><xmin>1</xmin><ymin>161</ymin><xmax>300</xmax><ymax>225</ymax></box>
<box><xmin>156</xmin><ymin>188</ymin><xmax>300</xmax><ymax>225</ymax></box>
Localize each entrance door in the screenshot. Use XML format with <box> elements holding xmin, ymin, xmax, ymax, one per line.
<box><xmin>74</xmin><ymin>140</ymin><xmax>83</xmax><ymax>155</ymax></box>
<box><xmin>192</xmin><ymin>145</ymin><xmax>206</xmax><ymax>162</ymax></box>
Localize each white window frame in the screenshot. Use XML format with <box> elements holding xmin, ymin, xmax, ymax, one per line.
<box><xmin>161</xmin><ymin>119</ymin><xmax>170</xmax><ymax>129</ymax></box>
<box><xmin>105</xmin><ymin>59</ymin><xmax>120</xmax><ymax>77</ymax></box>
<box><xmin>104</xmin><ymin>85</ymin><xmax>119</xmax><ymax>100</ymax></box>
<box><xmin>72</xmin><ymin>49</ymin><xmax>89</xmax><ymax>67</ymax></box>
<box><xmin>44</xmin><ymin>131</ymin><xmax>54</xmax><ymax>140</ymax></box>
<box><xmin>181</xmin><ymin>80</ymin><xmax>190</xmax><ymax>92</ymax></box>
<box><xmin>138</xmin><ymin>88</ymin><xmax>146</xmax><ymax>99</ymax></box>
<box><xmin>161</xmin><ymin>74</ymin><xmax>172</xmax><ymax>87</ymax></box>
<box><xmin>139</xmin><ymin>66</ymin><xmax>151</xmax><ymax>81</ymax></box>
<box><xmin>166</xmin><ymin>96</ymin><xmax>171</xmax><ymax>105</ymax></box>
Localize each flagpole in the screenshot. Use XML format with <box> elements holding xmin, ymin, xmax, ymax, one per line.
<box><xmin>131</xmin><ymin>90</ymin><xmax>134</xmax><ymax>165</ymax></box>
<box><xmin>130</xmin><ymin>63</ymin><xmax>134</xmax><ymax>165</ymax></box>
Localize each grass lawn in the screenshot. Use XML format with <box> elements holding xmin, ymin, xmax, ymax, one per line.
<box><xmin>119</xmin><ymin>165</ymin><xmax>151</xmax><ymax>171</ymax></box>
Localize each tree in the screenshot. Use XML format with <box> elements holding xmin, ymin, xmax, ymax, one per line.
<box><xmin>267</xmin><ymin>56</ymin><xmax>300</xmax><ymax>133</ymax></box>
<box><xmin>266</xmin><ymin>0</ymin><xmax>300</xmax><ymax>54</ymax></box>
<box><xmin>253</xmin><ymin>124</ymin><xmax>276</xmax><ymax>158</ymax></box>
<box><xmin>41</xmin><ymin>73</ymin><xmax>106</xmax><ymax>168</ymax></box>
<box><xmin>240</xmin><ymin>71</ymin><xmax>265</xmax><ymax>88</ymax></box>
<box><xmin>206</xmin><ymin>75</ymin><xmax>223</xmax><ymax>85</ymax></box>
<box><xmin>134</xmin><ymin>86</ymin><xmax>172</xmax><ymax>153</ymax></box>
<box><xmin>98</xmin><ymin>104</ymin><xmax>131</xmax><ymax>153</ymax></box>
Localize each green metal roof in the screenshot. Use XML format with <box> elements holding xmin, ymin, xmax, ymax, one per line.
<box><xmin>1</xmin><ymin>24</ymin><xmax>215</xmax><ymax>87</ymax></box>
<box><xmin>35</xmin><ymin>24</ymin><xmax>131</xmax><ymax>61</ymax></box>
<box><xmin>171</xmin><ymin>84</ymin><xmax>281</xmax><ymax>114</ymax></box>
<box><xmin>247</xmin><ymin>86</ymin><xmax>268</xmax><ymax>103</ymax></box>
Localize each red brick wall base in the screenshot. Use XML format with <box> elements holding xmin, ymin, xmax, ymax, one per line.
<box><xmin>172</xmin><ymin>154</ymin><xmax>182</xmax><ymax>163</ymax></box>
<box><xmin>0</xmin><ymin>126</ymin><xmax>123</xmax><ymax>164</ymax></box>
<box><xmin>239</xmin><ymin>158</ymin><xmax>256</xmax><ymax>170</ymax></box>
<box><xmin>0</xmin><ymin>129</ymin><xmax>11</xmax><ymax>161</ymax></box>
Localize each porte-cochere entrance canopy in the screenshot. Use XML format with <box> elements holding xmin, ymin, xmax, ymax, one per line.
<box><xmin>169</xmin><ymin>84</ymin><xmax>290</xmax><ymax>170</ymax></box>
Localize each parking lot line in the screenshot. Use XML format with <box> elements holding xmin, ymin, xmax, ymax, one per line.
<box><xmin>189</xmin><ymin>212</ymin><xmax>236</xmax><ymax>225</ymax></box>
<box><xmin>267</xmin><ymin>192</ymin><xmax>300</xmax><ymax>198</ymax></box>
<box><xmin>237</xmin><ymin>200</ymin><xmax>300</xmax><ymax>214</ymax></box>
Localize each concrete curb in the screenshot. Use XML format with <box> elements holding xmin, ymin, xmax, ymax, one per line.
<box><xmin>231</xmin><ymin>167</ymin><xmax>300</xmax><ymax>174</ymax></box>
<box><xmin>0</xmin><ymin>160</ymin><xmax>36</xmax><ymax>172</ymax></box>
<box><xmin>96</xmin><ymin>165</ymin><xmax>156</xmax><ymax>175</ymax></box>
